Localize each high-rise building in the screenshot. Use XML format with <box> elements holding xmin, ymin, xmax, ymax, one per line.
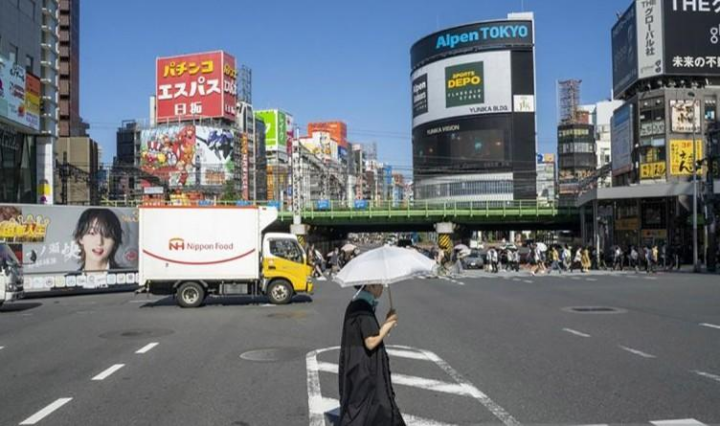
<box><xmin>0</xmin><ymin>0</ymin><xmax>58</xmax><ymax>204</ymax></box>
<box><xmin>58</xmin><ymin>0</ymin><xmax>87</xmax><ymax>137</ymax></box>
<box><xmin>54</xmin><ymin>136</ymin><xmax>100</xmax><ymax>204</ymax></box>
<box><xmin>580</xmin><ymin>100</ymin><xmax>624</xmax><ymax>169</ymax></box>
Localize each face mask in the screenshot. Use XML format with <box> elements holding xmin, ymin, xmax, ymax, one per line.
<box><xmin>354</xmin><ymin>288</ymin><xmax>379</xmax><ymax>311</ymax></box>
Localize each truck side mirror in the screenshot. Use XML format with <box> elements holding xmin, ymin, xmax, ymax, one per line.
<box><xmin>29</xmin><ymin>250</ymin><xmax>37</xmax><ymax>263</ymax></box>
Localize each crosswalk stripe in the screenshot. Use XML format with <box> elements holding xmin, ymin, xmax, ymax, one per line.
<box><xmin>312</xmin><ymin>396</ymin><xmax>459</xmax><ymax>426</ymax></box>
<box><xmin>315</xmin><ymin>362</ymin><xmax>471</xmax><ymax>396</ymax></box>
<box><xmin>651</xmin><ymin>419</ymin><xmax>707</xmax><ymax>425</ymax></box>
<box><xmin>386</xmin><ymin>348</ymin><xmax>429</xmax><ymax>360</ymax></box>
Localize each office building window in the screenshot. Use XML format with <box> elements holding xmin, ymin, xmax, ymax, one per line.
<box><xmin>9</xmin><ymin>44</ymin><xmax>18</xmax><ymax>64</ymax></box>
<box><xmin>25</xmin><ymin>55</ymin><xmax>33</xmax><ymax>73</ymax></box>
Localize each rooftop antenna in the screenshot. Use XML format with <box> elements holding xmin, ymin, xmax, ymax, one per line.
<box><xmin>521</xmin><ymin>0</ymin><xmax>525</xmax><ymax>12</ymax></box>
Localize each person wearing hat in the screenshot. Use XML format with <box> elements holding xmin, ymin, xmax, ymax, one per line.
<box><xmin>338</xmin><ymin>284</ymin><xmax>405</xmax><ymax>425</ymax></box>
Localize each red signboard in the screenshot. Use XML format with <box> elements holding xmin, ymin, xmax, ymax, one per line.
<box><xmin>156</xmin><ymin>51</ymin><xmax>237</xmax><ymax>122</ymax></box>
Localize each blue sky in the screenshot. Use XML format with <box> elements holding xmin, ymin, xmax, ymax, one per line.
<box><xmin>82</xmin><ymin>0</ymin><xmax>632</xmax><ymax>171</ymax></box>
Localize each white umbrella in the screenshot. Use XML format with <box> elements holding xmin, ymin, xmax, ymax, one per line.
<box><xmin>537</xmin><ymin>242</ymin><xmax>548</xmax><ymax>252</ymax></box>
<box><xmin>341</xmin><ymin>243</ymin><xmax>358</xmax><ymax>253</ymax></box>
<box><xmin>457</xmin><ymin>248</ymin><xmax>472</xmax><ymax>258</ymax></box>
<box><xmin>335</xmin><ymin>246</ymin><xmax>438</xmax><ymax>309</ymax></box>
<box><xmin>454</xmin><ymin>244</ymin><xmax>469</xmax><ymax>251</ymax></box>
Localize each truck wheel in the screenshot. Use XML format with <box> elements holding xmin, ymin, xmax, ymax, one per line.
<box><xmin>177</xmin><ymin>282</ymin><xmax>204</xmax><ymax>308</ymax></box>
<box><xmin>267</xmin><ymin>280</ymin><xmax>293</xmax><ymax>305</ymax></box>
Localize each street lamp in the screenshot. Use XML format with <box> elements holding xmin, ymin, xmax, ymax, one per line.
<box><xmin>688</xmin><ymin>91</ymin><xmax>700</xmax><ymax>272</ymax></box>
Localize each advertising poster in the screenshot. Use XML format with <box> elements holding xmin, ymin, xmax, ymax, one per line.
<box><xmin>663</xmin><ymin>0</ymin><xmax>720</xmax><ymax>76</ymax></box>
<box><xmin>0</xmin><ymin>56</ymin><xmax>40</xmax><ymax>132</ymax></box>
<box><xmin>611</xmin><ymin>103</ymin><xmax>633</xmax><ymax>176</ymax></box>
<box><xmin>670</xmin><ymin>139</ymin><xmax>703</xmax><ymax>176</ymax></box>
<box><xmin>0</xmin><ymin>204</ymin><xmax>139</xmax><ymax>292</ymax></box>
<box><xmin>611</xmin><ymin>4</ymin><xmax>638</xmax><ymax>98</ymax></box>
<box><xmin>412</xmin><ymin>74</ymin><xmax>429</xmax><ymax>118</ymax></box>
<box><xmin>669</xmin><ymin>100</ymin><xmax>700</xmax><ymax>133</ymax></box>
<box><xmin>636</xmin><ymin>0</ymin><xmax>664</xmax><ymax>80</ymax></box>
<box><xmin>411</xmin><ymin>51</ymin><xmax>513</xmax><ymax>128</ymax></box>
<box><xmin>156</xmin><ymin>51</ymin><xmax>237</xmax><ymax>122</ymax></box>
<box><xmin>140</xmin><ymin>124</ymin><xmax>234</xmax><ymax>188</ymax></box>
<box><xmin>640</xmin><ymin>161</ymin><xmax>666</xmax><ymax>180</ymax></box>
<box><xmin>256</xmin><ymin>110</ymin><xmax>279</xmax><ymax>151</ymax></box>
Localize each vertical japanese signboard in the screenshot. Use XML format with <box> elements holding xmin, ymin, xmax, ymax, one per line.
<box><xmin>156</xmin><ymin>51</ymin><xmax>237</xmax><ymax>122</ymax></box>
<box><xmin>0</xmin><ymin>56</ymin><xmax>40</xmax><ymax>132</ymax></box>
<box><xmin>670</xmin><ymin>139</ymin><xmax>703</xmax><ymax>176</ymax></box>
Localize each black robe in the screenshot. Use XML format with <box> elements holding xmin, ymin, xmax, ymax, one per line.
<box><xmin>338</xmin><ymin>299</ymin><xmax>406</xmax><ymax>426</ymax></box>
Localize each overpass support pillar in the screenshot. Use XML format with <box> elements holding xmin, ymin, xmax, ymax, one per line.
<box><xmin>291</xmin><ymin>224</ymin><xmax>309</xmax><ymax>248</ymax></box>
<box><xmin>435</xmin><ymin>222</ymin><xmax>454</xmax><ymax>257</ymax></box>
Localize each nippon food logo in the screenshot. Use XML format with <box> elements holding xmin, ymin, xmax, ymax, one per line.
<box><xmin>168</xmin><ymin>238</ymin><xmax>234</xmax><ymax>252</ymax></box>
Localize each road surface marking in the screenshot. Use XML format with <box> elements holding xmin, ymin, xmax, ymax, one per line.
<box><xmin>699</xmin><ymin>323</ymin><xmax>720</xmax><ymax>330</ymax></box>
<box><xmin>523</xmin><ymin>280</ymin><xmax>533</xmax><ymax>284</ymax></box>
<box><xmin>693</xmin><ymin>370</ymin><xmax>720</xmax><ymax>384</ymax></box>
<box><xmin>644</xmin><ymin>276</ymin><xmax>658</xmax><ymax>280</ymax></box>
<box><xmin>306</xmin><ymin>345</ymin><xmax>520</xmax><ymax>426</ymax></box>
<box><xmin>314</xmin><ymin>396</ymin><xmax>458</xmax><ymax>426</ymax></box>
<box><xmin>316</xmin><ymin>361</ymin><xmax>472</xmax><ymax>396</ymax></box>
<box><xmin>0</xmin><ymin>346</ymin><xmax>4</xmax><ymax>350</ymax></box>
<box><xmin>136</xmin><ymin>342</ymin><xmax>159</xmax><ymax>354</ymax></box>
<box><xmin>92</xmin><ymin>364</ymin><xmax>125</xmax><ymax>381</ymax></box>
<box><xmin>651</xmin><ymin>419</ymin><xmax>707</xmax><ymax>425</ymax></box>
<box><xmin>19</xmin><ymin>398</ymin><xmax>73</xmax><ymax>425</ymax></box>
<box><xmin>563</xmin><ymin>328</ymin><xmax>591</xmax><ymax>338</ymax></box>
<box><xmin>619</xmin><ymin>345</ymin><xmax>656</xmax><ymax>359</ymax></box>
<box><xmin>586</xmin><ymin>278</ymin><xmax>598</xmax><ymax>282</ymax></box>
<box><xmin>386</xmin><ymin>348</ymin><xmax>429</xmax><ymax>360</ymax></box>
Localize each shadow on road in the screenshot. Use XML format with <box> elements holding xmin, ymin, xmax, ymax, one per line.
<box><xmin>138</xmin><ymin>294</ymin><xmax>314</xmax><ymax>308</ymax></box>
<box><xmin>0</xmin><ymin>302</ymin><xmax>43</xmax><ymax>313</ymax></box>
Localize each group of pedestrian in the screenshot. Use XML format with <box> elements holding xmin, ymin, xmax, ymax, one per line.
<box><xmin>606</xmin><ymin>244</ymin><xmax>667</xmax><ymax>273</ymax></box>
<box><xmin>483</xmin><ymin>246</ymin><xmax>520</xmax><ymax>273</ymax></box>
<box><xmin>306</xmin><ymin>244</ymin><xmax>361</xmax><ymax>279</ymax></box>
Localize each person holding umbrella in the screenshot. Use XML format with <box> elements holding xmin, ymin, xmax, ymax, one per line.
<box><xmin>334</xmin><ymin>246</ymin><xmax>434</xmax><ymax>426</ymax></box>
<box><xmin>338</xmin><ymin>284</ymin><xmax>404</xmax><ymax>425</ymax></box>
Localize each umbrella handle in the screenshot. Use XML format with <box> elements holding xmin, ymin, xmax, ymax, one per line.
<box><xmin>387</xmin><ymin>285</ymin><xmax>394</xmax><ymax>311</ymax></box>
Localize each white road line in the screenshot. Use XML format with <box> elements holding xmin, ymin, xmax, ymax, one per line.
<box><xmin>91</xmin><ymin>364</ymin><xmax>125</xmax><ymax>381</ymax></box>
<box><xmin>699</xmin><ymin>323</ymin><xmax>720</xmax><ymax>330</ymax></box>
<box><xmin>135</xmin><ymin>342</ymin><xmax>159</xmax><ymax>354</ymax></box>
<box><xmin>619</xmin><ymin>345</ymin><xmax>656</xmax><ymax>359</ymax></box>
<box><xmin>386</xmin><ymin>348</ymin><xmax>429</xmax><ymax>360</ymax></box>
<box><xmin>586</xmin><ymin>278</ymin><xmax>598</xmax><ymax>282</ymax></box>
<box><xmin>397</xmin><ymin>345</ymin><xmax>521</xmax><ymax>426</ymax></box>
<box><xmin>644</xmin><ymin>276</ymin><xmax>658</xmax><ymax>280</ymax></box>
<box><xmin>313</xmin><ymin>396</ymin><xmax>458</xmax><ymax>426</ymax></box>
<box><xmin>651</xmin><ymin>419</ymin><xmax>707</xmax><ymax>426</ymax></box>
<box><xmin>693</xmin><ymin>370</ymin><xmax>720</xmax><ymax>384</ymax></box>
<box><xmin>19</xmin><ymin>398</ymin><xmax>73</xmax><ymax>425</ymax></box>
<box><xmin>0</xmin><ymin>346</ymin><xmax>4</xmax><ymax>350</ymax></box>
<box><xmin>316</xmin><ymin>361</ymin><xmax>472</xmax><ymax>396</ymax></box>
<box><xmin>522</xmin><ymin>280</ymin><xmax>533</xmax><ymax>284</ymax></box>
<box><xmin>562</xmin><ymin>328</ymin><xmax>591</xmax><ymax>338</ymax></box>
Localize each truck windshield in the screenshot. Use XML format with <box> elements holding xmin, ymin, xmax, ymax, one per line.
<box><xmin>269</xmin><ymin>239</ymin><xmax>304</xmax><ymax>264</ymax></box>
<box><xmin>0</xmin><ymin>244</ymin><xmax>20</xmax><ymax>267</ymax></box>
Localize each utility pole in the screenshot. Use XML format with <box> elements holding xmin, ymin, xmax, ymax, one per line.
<box><xmin>689</xmin><ymin>92</ymin><xmax>700</xmax><ymax>272</ymax></box>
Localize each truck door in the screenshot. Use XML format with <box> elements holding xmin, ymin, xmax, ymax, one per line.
<box><xmin>265</xmin><ymin>239</ymin><xmax>309</xmax><ymax>291</ymax></box>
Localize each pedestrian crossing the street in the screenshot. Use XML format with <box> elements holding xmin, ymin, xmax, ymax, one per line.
<box><xmin>306</xmin><ymin>345</ymin><xmax>520</xmax><ymax>426</ymax></box>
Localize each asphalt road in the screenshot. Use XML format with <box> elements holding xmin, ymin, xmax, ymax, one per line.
<box><xmin>1</xmin><ymin>269</ymin><xmax>719</xmax><ymax>426</ymax></box>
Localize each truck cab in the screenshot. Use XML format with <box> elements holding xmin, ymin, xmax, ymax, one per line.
<box><xmin>262</xmin><ymin>233</ymin><xmax>314</xmax><ymax>304</ymax></box>
<box><xmin>0</xmin><ymin>242</ymin><xmax>25</xmax><ymax>308</ymax></box>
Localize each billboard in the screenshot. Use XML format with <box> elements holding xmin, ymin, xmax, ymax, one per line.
<box><xmin>156</xmin><ymin>51</ymin><xmax>237</xmax><ymax>122</ymax></box>
<box><xmin>640</xmin><ymin>161</ymin><xmax>666</xmax><ymax>179</ymax></box>
<box><xmin>0</xmin><ymin>204</ymin><xmax>139</xmax><ymax>292</ymax></box>
<box><xmin>140</xmin><ymin>124</ymin><xmax>235</xmax><ymax>187</ymax></box>
<box><xmin>669</xmin><ymin>139</ymin><xmax>703</xmax><ymax>176</ymax></box>
<box><xmin>0</xmin><ymin>57</ymin><xmax>40</xmax><ymax>132</ymax></box>
<box><xmin>663</xmin><ymin>0</ymin><xmax>720</xmax><ymax>76</ymax></box>
<box><xmin>612</xmin><ymin>4</ymin><xmax>639</xmax><ymax>99</ymax></box>
<box><xmin>411</xmin><ymin>20</ymin><xmax>533</xmax><ymax>70</ymax></box>
<box><xmin>411</xmin><ymin>50</ymin><xmax>513</xmax><ymax>128</ymax></box>
<box><xmin>308</xmin><ymin>121</ymin><xmax>348</xmax><ymax>149</ymax></box>
<box><xmin>611</xmin><ymin>103</ymin><xmax>633</xmax><ymax>176</ymax></box>
<box><xmin>669</xmin><ymin>100</ymin><xmax>700</xmax><ymax>133</ymax></box>
<box><xmin>256</xmin><ymin>110</ymin><xmax>292</xmax><ymax>153</ymax></box>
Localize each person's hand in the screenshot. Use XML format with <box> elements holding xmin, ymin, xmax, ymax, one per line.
<box><xmin>386</xmin><ymin>309</ymin><xmax>398</xmax><ymax>323</ymax></box>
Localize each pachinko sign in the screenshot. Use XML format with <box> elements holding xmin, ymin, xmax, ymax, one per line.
<box><xmin>156</xmin><ymin>51</ymin><xmax>237</xmax><ymax>122</ymax></box>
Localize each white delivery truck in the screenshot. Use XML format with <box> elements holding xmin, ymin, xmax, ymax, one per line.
<box><xmin>138</xmin><ymin>206</ymin><xmax>313</xmax><ymax>307</ymax></box>
<box><xmin>0</xmin><ymin>241</ymin><xmax>31</xmax><ymax>308</ymax></box>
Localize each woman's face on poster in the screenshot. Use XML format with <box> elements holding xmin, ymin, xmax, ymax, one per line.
<box><xmin>79</xmin><ymin>219</ymin><xmax>115</xmax><ymax>264</ymax></box>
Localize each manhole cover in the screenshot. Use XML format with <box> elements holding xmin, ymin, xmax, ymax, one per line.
<box><xmin>99</xmin><ymin>328</ymin><xmax>174</xmax><ymax>340</ymax></box>
<box><xmin>562</xmin><ymin>306</ymin><xmax>627</xmax><ymax>314</ymax></box>
<box><xmin>267</xmin><ymin>311</ymin><xmax>309</xmax><ymax>319</ymax></box>
<box><xmin>240</xmin><ymin>348</ymin><xmax>303</xmax><ymax>362</ymax></box>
